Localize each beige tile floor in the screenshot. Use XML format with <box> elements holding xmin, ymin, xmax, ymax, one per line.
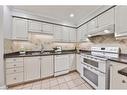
<box><xmin>8</xmin><ymin>72</ymin><xmax>94</xmax><ymax>90</ymax></box>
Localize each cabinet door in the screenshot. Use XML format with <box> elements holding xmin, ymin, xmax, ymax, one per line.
<box><xmin>115</xmin><ymin>6</ymin><xmax>127</xmax><ymax>37</ymax></box>
<box><xmin>42</xmin><ymin>23</ymin><xmax>53</xmax><ymax>34</ymax></box>
<box><xmin>76</xmin><ymin>54</ymin><xmax>81</xmax><ymax>74</ymax></box>
<box><xmin>110</xmin><ymin>61</ymin><xmax>127</xmax><ymax>89</ymax></box>
<box><xmin>87</xmin><ymin>18</ymin><xmax>98</xmax><ymax>34</ymax></box>
<box><xmin>53</xmin><ymin>25</ymin><xmax>62</xmax><ymax>41</ymax></box>
<box><xmin>69</xmin><ymin>28</ymin><xmax>76</xmax><ymax>42</ymax></box>
<box><xmin>12</xmin><ymin>17</ymin><xmax>28</xmax><ymax>40</ymax></box>
<box><xmin>69</xmin><ymin>54</ymin><xmax>76</xmax><ymax>71</ymax></box>
<box><xmin>24</xmin><ymin>57</ymin><xmax>40</xmax><ymax>81</ymax></box>
<box><xmin>41</xmin><ymin>56</ymin><xmax>53</xmax><ymax>78</ymax></box>
<box><xmin>28</xmin><ymin>20</ymin><xmax>42</xmax><ymax>33</ymax></box>
<box><xmin>77</xmin><ymin>24</ymin><xmax>88</xmax><ymax>42</ymax></box>
<box><xmin>62</xmin><ymin>27</ymin><xmax>69</xmax><ymax>42</ymax></box>
<box><xmin>98</xmin><ymin>8</ymin><xmax>114</xmax><ymax>27</ymax></box>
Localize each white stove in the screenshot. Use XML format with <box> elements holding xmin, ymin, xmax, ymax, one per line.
<box><xmin>80</xmin><ymin>46</ymin><xmax>120</xmax><ymax>89</ymax></box>
<box><xmin>91</xmin><ymin>47</ymin><xmax>120</xmax><ymax>58</ymax></box>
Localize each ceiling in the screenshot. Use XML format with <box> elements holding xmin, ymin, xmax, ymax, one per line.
<box><xmin>12</xmin><ymin>5</ymin><xmax>102</xmax><ymax>25</ymax></box>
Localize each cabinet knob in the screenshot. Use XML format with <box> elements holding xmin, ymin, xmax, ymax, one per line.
<box><xmin>122</xmin><ymin>80</ymin><xmax>126</xmax><ymax>83</ymax></box>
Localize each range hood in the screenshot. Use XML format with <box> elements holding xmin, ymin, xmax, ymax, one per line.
<box><xmin>88</xmin><ymin>24</ymin><xmax>115</xmax><ymax>37</ymax></box>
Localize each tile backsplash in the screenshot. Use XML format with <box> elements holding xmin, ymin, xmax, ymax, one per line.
<box><xmin>78</xmin><ymin>34</ymin><xmax>127</xmax><ymax>54</ymax></box>
<box><xmin>4</xmin><ymin>33</ymin><xmax>76</xmax><ymax>53</ymax></box>
<box><xmin>4</xmin><ymin>33</ymin><xmax>127</xmax><ymax>54</ymax></box>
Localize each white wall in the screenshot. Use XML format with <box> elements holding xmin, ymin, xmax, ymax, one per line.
<box><xmin>3</xmin><ymin>6</ymin><xmax>12</xmax><ymax>39</ymax></box>
<box><xmin>0</xmin><ymin>6</ymin><xmax>5</xmax><ymax>88</ymax></box>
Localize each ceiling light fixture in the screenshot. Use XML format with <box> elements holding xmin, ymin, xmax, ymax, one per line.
<box><xmin>70</xmin><ymin>13</ymin><xmax>74</xmax><ymax>18</ymax></box>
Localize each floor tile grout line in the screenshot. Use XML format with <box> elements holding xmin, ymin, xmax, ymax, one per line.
<box><xmin>8</xmin><ymin>72</ymin><xmax>93</xmax><ymax>90</ymax></box>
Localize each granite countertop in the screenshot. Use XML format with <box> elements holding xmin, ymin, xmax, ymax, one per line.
<box><xmin>4</xmin><ymin>50</ymin><xmax>127</xmax><ymax>65</ymax></box>
<box><xmin>108</xmin><ymin>54</ymin><xmax>127</xmax><ymax>64</ymax></box>
<box><xmin>4</xmin><ymin>50</ymin><xmax>77</xmax><ymax>58</ymax></box>
<box><xmin>118</xmin><ymin>67</ymin><xmax>127</xmax><ymax>77</ymax></box>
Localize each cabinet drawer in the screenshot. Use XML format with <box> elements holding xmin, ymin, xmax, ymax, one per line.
<box><xmin>6</xmin><ymin>62</ymin><xmax>23</xmax><ymax>69</ymax></box>
<box><xmin>5</xmin><ymin>58</ymin><xmax>23</xmax><ymax>63</ymax></box>
<box><xmin>6</xmin><ymin>73</ymin><xmax>24</xmax><ymax>85</ymax></box>
<box><xmin>6</xmin><ymin>67</ymin><xmax>24</xmax><ymax>74</ymax></box>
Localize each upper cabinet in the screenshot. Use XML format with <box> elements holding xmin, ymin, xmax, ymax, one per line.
<box><xmin>62</xmin><ymin>27</ymin><xmax>76</xmax><ymax>42</ymax></box>
<box><xmin>28</xmin><ymin>20</ymin><xmax>42</xmax><ymax>33</ymax></box>
<box><xmin>53</xmin><ymin>25</ymin><xmax>63</xmax><ymax>42</ymax></box>
<box><xmin>42</xmin><ymin>23</ymin><xmax>53</xmax><ymax>34</ymax></box>
<box><xmin>69</xmin><ymin>28</ymin><xmax>76</xmax><ymax>42</ymax></box>
<box><xmin>53</xmin><ymin>25</ymin><xmax>76</xmax><ymax>42</ymax></box>
<box><xmin>87</xmin><ymin>18</ymin><xmax>98</xmax><ymax>34</ymax></box>
<box><xmin>28</xmin><ymin>20</ymin><xmax>54</xmax><ymax>35</ymax></box>
<box><xmin>115</xmin><ymin>6</ymin><xmax>127</xmax><ymax>38</ymax></box>
<box><xmin>62</xmin><ymin>26</ymin><xmax>70</xmax><ymax>42</ymax></box>
<box><xmin>77</xmin><ymin>24</ymin><xmax>88</xmax><ymax>42</ymax></box>
<box><xmin>97</xmin><ymin>8</ymin><xmax>115</xmax><ymax>35</ymax></box>
<box><xmin>77</xmin><ymin>8</ymin><xmax>115</xmax><ymax>38</ymax></box>
<box><xmin>98</xmin><ymin>8</ymin><xmax>114</xmax><ymax>27</ymax></box>
<box><xmin>12</xmin><ymin>17</ymin><xmax>28</xmax><ymax>40</ymax></box>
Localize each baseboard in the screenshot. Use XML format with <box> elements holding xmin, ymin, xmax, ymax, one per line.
<box><xmin>0</xmin><ymin>85</ymin><xmax>7</xmax><ymax>89</ymax></box>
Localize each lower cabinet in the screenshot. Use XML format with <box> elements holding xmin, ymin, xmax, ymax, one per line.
<box><xmin>6</xmin><ymin>73</ymin><xmax>24</xmax><ymax>85</ymax></box>
<box><xmin>5</xmin><ymin>57</ymin><xmax>24</xmax><ymax>85</ymax></box>
<box><xmin>5</xmin><ymin>54</ymin><xmax>77</xmax><ymax>85</ymax></box>
<box><xmin>110</xmin><ymin>61</ymin><xmax>127</xmax><ymax>89</ymax></box>
<box><xmin>69</xmin><ymin>54</ymin><xmax>76</xmax><ymax>71</ymax></box>
<box><xmin>24</xmin><ymin>56</ymin><xmax>41</xmax><ymax>82</ymax></box>
<box><xmin>41</xmin><ymin>56</ymin><xmax>53</xmax><ymax>78</ymax></box>
<box><xmin>76</xmin><ymin>54</ymin><xmax>81</xmax><ymax>74</ymax></box>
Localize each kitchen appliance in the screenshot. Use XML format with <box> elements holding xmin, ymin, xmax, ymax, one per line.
<box><xmin>80</xmin><ymin>47</ymin><xmax>119</xmax><ymax>89</ymax></box>
<box><xmin>54</xmin><ymin>55</ymin><xmax>69</xmax><ymax>76</ymax></box>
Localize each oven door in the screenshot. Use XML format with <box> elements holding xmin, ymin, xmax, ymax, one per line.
<box><xmin>81</xmin><ymin>55</ymin><xmax>99</xmax><ymax>68</ymax></box>
<box><xmin>81</xmin><ymin>63</ymin><xmax>106</xmax><ymax>89</ymax></box>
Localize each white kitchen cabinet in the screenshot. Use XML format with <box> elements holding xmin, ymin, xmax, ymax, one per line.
<box><xmin>5</xmin><ymin>57</ymin><xmax>24</xmax><ymax>85</ymax></box>
<box><xmin>53</xmin><ymin>25</ymin><xmax>63</xmax><ymax>41</ymax></box>
<box><xmin>77</xmin><ymin>24</ymin><xmax>88</xmax><ymax>42</ymax></box>
<box><xmin>28</xmin><ymin>20</ymin><xmax>42</xmax><ymax>33</ymax></box>
<box><xmin>98</xmin><ymin>8</ymin><xmax>114</xmax><ymax>28</ymax></box>
<box><xmin>62</xmin><ymin>27</ymin><xmax>70</xmax><ymax>42</ymax></box>
<box><xmin>87</xmin><ymin>18</ymin><xmax>98</xmax><ymax>34</ymax></box>
<box><xmin>24</xmin><ymin>56</ymin><xmax>41</xmax><ymax>82</ymax></box>
<box><xmin>12</xmin><ymin>17</ymin><xmax>28</xmax><ymax>40</ymax></box>
<box><xmin>54</xmin><ymin>55</ymin><xmax>69</xmax><ymax>76</ymax></box>
<box><xmin>69</xmin><ymin>28</ymin><xmax>76</xmax><ymax>42</ymax></box>
<box><xmin>41</xmin><ymin>56</ymin><xmax>53</xmax><ymax>78</ymax></box>
<box><xmin>115</xmin><ymin>6</ymin><xmax>127</xmax><ymax>38</ymax></box>
<box><xmin>110</xmin><ymin>61</ymin><xmax>127</xmax><ymax>89</ymax></box>
<box><xmin>42</xmin><ymin>23</ymin><xmax>53</xmax><ymax>34</ymax></box>
<box><xmin>76</xmin><ymin>54</ymin><xmax>81</xmax><ymax>74</ymax></box>
<box><xmin>69</xmin><ymin>54</ymin><xmax>76</xmax><ymax>71</ymax></box>
<box><xmin>6</xmin><ymin>72</ymin><xmax>24</xmax><ymax>85</ymax></box>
